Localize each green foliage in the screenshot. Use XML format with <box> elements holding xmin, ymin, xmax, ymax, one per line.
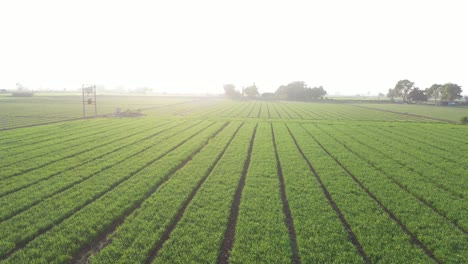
<box><xmin>153</xmin><ymin>123</ymin><xmax>255</xmax><ymax>263</ymax></box>
<box><xmin>441</xmin><ymin>83</ymin><xmax>463</xmax><ymax>102</ymax></box>
<box><xmin>275</xmin><ymin>81</ymin><xmax>327</xmax><ymax>101</ymax></box>
<box><xmin>306</xmin><ymin>86</ymin><xmax>327</xmax><ymax>99</ymax></box>
<box><xmin>230</xmin><ymin>123</ymin><xmax>291</xmax><ymax>263</ymax></box>
<box><xmin>394</xmin><ymin>79</ymin><xmax>415</xmax><ymax>103</ymax></box>
<box><xmin>244</xmin><ymin>84</ymin><xmax>259</xmax><ymax>98</ymax></box>
<box><xmin>408</xmin><ymin>87</ymin><xmax>428</xmax><ymax>102</ymax></box>
<box><xmin>91</xmin><ymin>122</ymin><xmax>241</xmax><ymax>264</ymax></box>
<box><xmin>357</xmin><ymin>103</ymin><xmax>468</xmax><ymax>122</ymax></box>
<box><xmin>460</xmin><ymin>116</ymin><xmax>468</xmax><ymax>125</ymax></box>
<box><xmin>308</xmin><ymin>123</ymin><xmax>468</xmax><ymax>262</ymax></box>
<box><xmin>1</xmin><ymin>121</ymin><xmax>223</xmax><ymax>262</ymax></box>
<box><xmin>425</xmin><ymin>84</ymin><xmax>442</xmax><ymax>105</ymax></box>
<box><xmin>387</xmin><ymin>88</ymin><xmax>396</xmax><ymax>101</ymax></box>
<box><xmin>223</xmin><ymin>84</ymin><xmax>241</xmax><ymax>99</ymax></box>
<box><xmin>1</xmin><ymin>99</ymin><xmax>467</xmax><ymax>263</ymax></box>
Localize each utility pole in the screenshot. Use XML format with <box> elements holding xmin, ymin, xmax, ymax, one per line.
<box><xmin>82</xmin><ymin>84</ymin><xmax>97</xmax><ymax>118</ymax></box>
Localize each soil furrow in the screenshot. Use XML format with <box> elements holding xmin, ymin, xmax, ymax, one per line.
<box><xmin>257</xmin><ymin>102</ymin><xmax>262</xmax><ymax>118</ymax></box>
<box><xmin>353</xmin><ymin>105</ymin><xmax>452</xmax><ymax>123</ymax></box>
<box><xmin>0</xmin><ymin>118</ymin><xmax>119</xmax><ymax>153</ymax></box>
<box><xmin>277</xmin><ymin>103</ymin><xmax>294</xmax><ymax>119</ymax></box>
<box><xmin>235</xmin><ymin>103</ymin><xmax>252</xmax><ymax>118</ymax></box>
<box><xmin>272</xmin><ymin>103</ymin><xmax>283</xmax><ymax>119</ymax></box>
<box><xmin>0</xmin><ymin>121</ymin><xmax>193</xmax><ymax>222</ymax></box>
<box><xmin>334</xmin><ymin>125</ymin><xmax>464</xmax><ymax>199</ymax></box>
<box><xmin>246</xmin><ymin>101</ymin><xmax>257</xmax><ymax>118</ymax></box>
<box><xmin>145</xmin><ymin>122</ymin><xmax>243</xmax><ymax>264</ymax></box>
<box><xmin>72</xmin><ymin>122</ymin><xmax>232</xmax><ymax>264</ymax></box>
<box><xmin>271</xmin><ymin>123</ymin><xmax>301</xmax><ymax>264</ymax></box>
<box><xmin>266</xmin><ymin>103</ymin><xmax>271</xmax><ymax>118</ymax></box>
<box><xmin>0</xmin><ymin>119</ymin><xmax>147</xmax><ymax>169</ymax></box>
<box><xmin>220</xmin><ymin>102</ymin><xmax>244</xmax><ymax>118</ymax></box>
<box><xmin>317</xmin><ymin>125</ymin><xmax>467</xmax><ymax>234</ymax></box>
<box><xmin>217</xmin><ymin>123</ymin><xmax>258</xmax><ymax>264</ymax></box>
<box><xmin>0</xmin><ymin>121</ymin><xmax>182</xmax><ymax>198</ymax></box>
<box><xmin>285</xmin><ymin>125</ymin><xmax>371</xmax><ymax>264</ymax></box>
<box><xmin>282</xmin><ymin>103</ymin><xmax>304</xmax><ymax>119</ymax></box>
<box><xmin>0</xmin><ymin>122</ymin><xmax>218</xmax><ymax>261</ymax></box>
<box><xmin>303</xmin><ymin>127</ymin><xmax>441</xmax><ymax>264</ymax></box>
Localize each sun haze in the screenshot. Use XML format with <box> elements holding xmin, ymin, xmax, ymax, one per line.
<box><xmin>0</xmin><ymin>0</ymin><xmax>467</xmax><ymax>95</ymax></box>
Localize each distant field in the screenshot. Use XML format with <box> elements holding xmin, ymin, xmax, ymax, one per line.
<box><xmin>0</xmin><ymin>97</ymin><xmax>467</xmax><ymax>263</ymax></box>
<box><xmin>1</xmin><ymin>95</ymin><xmax>450</xmax><ymax>129</ymax></box>
<box><xmin>357</xmin><ymin>103</ymin><xmax>468</xmax><ymax>122</ymax></box>
<box><xmin>0</xmin><ymin>95</ymin><xmax>204</xmax><ymax>129</ymax></box>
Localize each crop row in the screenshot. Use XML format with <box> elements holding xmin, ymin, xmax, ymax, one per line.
<box><xmin>356</xmin><ymin>103</ymin><xmax>468</xmax><ymax>123</ymax></box>
<box><xmin>229</xmin><ymin>122</ymin><xmax>292</xmax><ymax>263</ymax></box>
<box><xmin>315</xmin><ymin>124</ymin><xmax>467</xmax><ymax>232</ymax></box>
<box><xmin>0</xmin><ymin>120</ymin><xmax>224</xmax><ymax>263</ymax></box>
<box><xmin>217</xmin><ymin>101</ymin><xmax>248</xmax><ymax>118</ymax></box>
<box><xmin>376</xmin><ymin>125</ymin><xmax>468</xmax><ymax>163</ymax></box>
<box><xmin>367</xmin><ymin>125</ymin><xmax>467</xmax><ymax>175</ymax></box>
<box><xmin>187</xmin><ymin>100</ymin><xmax>236</xmax><ymax>117</ymax></box>
<box><xmin>148</xmin><ymin>122</ymin><xmax>256</xmax><ymax>263</ymax></box>
<box><xmin>384</xmin><ymin>124</ymin><xmax>468</xmax><ymax>159</ymax></box>
<box><xmin>177</xmin><ymin>101</ymin><xmax>442</xmax><ymax>122</ymax></box>
<box><xmin>0</xmin><ymin>120</ymin><xmax>183</xmax><ymax>196</ymax></box>
<box><xmin>272</xmin><ymin>123</ymin><xmax>364</xmax><ymax>263</ymax></box>
<box><xmin>0</xmin><ymin>117</ymin><xmax>124</xmax><ymax>152</ymax></box>
<box><xmin>302</xmin><ymin>123</ymin><xmax>467</xmax><ymax>263</ymax></box>
<box><xmin>288</xmin><ymin>123</ymin><xmax>433</xmax><ymax>263</ymax></box>
<box><xmin>0</xmin><ymin>120</ymin><xmax>222</xmax><ymax>261</ymax></box>
<box><xmin>88</xmin><ymin>121</ymin><xmax>245</xmax><ymax>263</ymax></box>
<box><xmin>0</xmin><ymin>96</ymin><xmax>193</xmax><ymax>128</ymax></box>
<box><xmin>0</xmin><ymin>120</ymin><xmax>192</xmax><ymax>221</ymax></box>
<box><xmin>0</xmin><ymin>115</ymin><xmax>78</xmax><ymax>130</ymax></box>
<box><xmin>338</xmin><ymin>124</ymin><xmax>466</xmax><ymax>198</ymax></box>
<box><xmin>410</xmin><ymin>124</ymin><xmax>468</xmax><ymax>144</ymax></box>
<box><xmin>0</xmin><ymin>118</ymin><xmax>157</xmax><ymax>172</ymax></box>
<box><xmin>142</xmin><ymin>100</ymin><xmax>223</xmax><ymax>117</ymax></box>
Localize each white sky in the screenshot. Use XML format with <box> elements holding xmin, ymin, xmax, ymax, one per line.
<box><xmin>0</xmin><ymin>0</ymin><xmax>467</xmax><ymax>95</ymax></box>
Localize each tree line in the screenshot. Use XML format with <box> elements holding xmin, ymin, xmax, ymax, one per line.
<box><xmin>387</xmin><ymin>80</ymin><xmax>463</xmax><ymax>104</ymax></box>
<box><xmin>224</xmin><ymin>81</ymin><xmax>327</xmax><ymax>101</ymax></box>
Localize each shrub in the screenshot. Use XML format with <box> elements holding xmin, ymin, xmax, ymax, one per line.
<box><xmin>460</xmin><ymin>116</ymin><xmax>468</xmax><ymax>125</ymax></box>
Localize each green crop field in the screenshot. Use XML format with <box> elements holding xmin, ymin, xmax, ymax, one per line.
<box><xmin>0</xmin><ymin>94</ymin><xmax>204</xmax><ymax>129</ymax></box>
<box><xmin>0</xmin><ymin>96</ymin><xmax>467</xmax><ymax>263</ymax></box>
<box><xmin>356</xmin><ymin>103</ymin><xmax>468</xmax><ymax>123</ymax></box>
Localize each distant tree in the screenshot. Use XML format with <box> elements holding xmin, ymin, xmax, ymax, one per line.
<box><xmin>244</xmin><ymin>84</ymin><xmax>259</xmax><ymax>98</ymax></box>
<box><xmin>275</xmin><ymin>81</ymin><xmax>326</xmax><ymax>101</ymax></box>
<box><xmin>441</xmin><ymin>83</ymin><xmax>463</xmax><ymax>102</ymax></box>
<box><xmin>378</xmin><ymin>92</ymin><xmax>385</xmax><ymax>100</ymax></box>
<box><xmin>223</xmin><ymin>84</ymin><xmax>241</xmax><ymax>99</ymax></box>
<box><xmin>425</xmin><ymin>84</ymin><xmax>443</xmax><ymax>105</ymax></box>
<box><xmin>223</xmin><ymin>84</ymin><xmax>235</xmax><ymax>96</ymax></box>
<box><xmin>408</xmin><ymin>88</ymin><xmax>428</xmax><ymax>103</ymax></box>
<box><xmin>275</xmin><ymin>85</ymin><xmax>288</xmax><ymax>100</ymax></box>
<box><xmin>275</xmin><ymin>81</ymin><xmax>307</xmax><ymax>101</ymax></box>
<box><xmin>306</xmin><ymin>86</ymin><xmax>327</xmax><ymax>100</ymax></box>
<box><xmin>387</xmin><ymin>88</ymin><xmax>396</xmax><ymax>102</ymax></box>
<box><xmin>394</xmin><ymin>79</ymin><xmax>415</xmax><ymax>103</ymax></box>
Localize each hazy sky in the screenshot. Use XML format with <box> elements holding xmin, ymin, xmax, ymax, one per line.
<box><xmin>1</xmin><ymin>0</ymin><xmax>467</xmax><ymax>95</ymax></box>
